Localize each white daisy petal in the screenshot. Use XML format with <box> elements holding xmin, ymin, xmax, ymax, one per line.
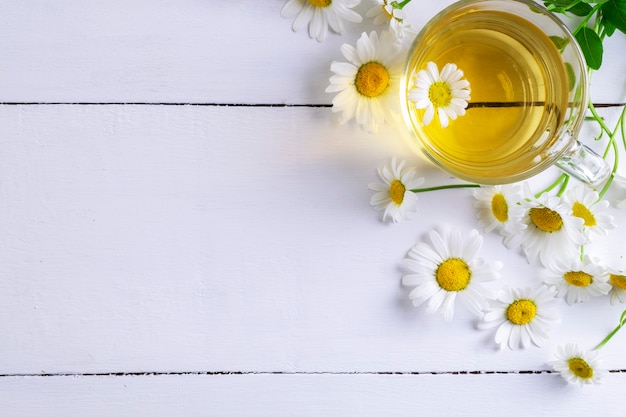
<box><xmin>426</xmin><ymin>61</ymin><xmax>440</xmax><ymax>80</ymax></box>
<box><xmin>326</xmin><ymin>30</ymin><xmax>402</xmax><ymax>132</ymax></box>
<box><xmin>422</xmin><ymin>106</ymin><xmax>435</xmax><ymax>126</ymax></box>
<box><xmin>368</xmin><ymin>158</ymin><xmax>424</xmax><ymax>223</ymax></box>
<box><xmin>281</xmin><ymin>0</ymin><xmax>361</xmax><ymax>42</ymax></box>
<box><xmin>563</xmin><ymin>185</ymin><xmax>616</xmax><ymax>241</ymax></box>
<box><xmin>366</xmin><ymin>0</ymin><xmax>416</xmax><ymax>42</ymax></box>
<box><xmin>329</xmin><ymin>61</ymin><xmax>358</xmax><ymax>77</ymax></box>
<box><xmin>402</xmin><ymin>225</ymin><xmax>501</xmax><ymax>321</ymax></box>
<box><xmin>281</xmin><ymin>0</ymin><xmax>302</xmax><ymax>18</ymax></box>
<box><xmin>292</xmin><ymin>5</ymin><xmax>314</xmax><ymax>31</ymax></box>
<box><xmin>543</xmin><ymin>255</ymin><xmax>610</xmax><ymax>305</ymax></box>
<box><xmin>550</xmin><ymin>343</ymin><xmax>606</xmax><ymax>387</ymax></box>
<box><xmin>607</xmin><ymin>267</ymin><xmax>626</xmax><ymax>305</ymax></box>
<box><xmin>479</xmin><ymin>286</ymin><xmax>560</xmax><ymax>350</ymax></box>
<box><xmin>437</xmin><ymin>108</ymin><xmax>449</xmax><ymax>128</ymax></box>
<box><xmin>408</xmin><ymin>61</ymin><xmax>471</xmax><ymax>128</ymax></box>
<box><xmin>507</xmin><ymin>187</ymin><xmax>586</xmax><ymax>267</ymax></box>
<box><xmin>473</xmin><ymin>184</ymin><xmax>527</xmax><ymax>237</ymax></box>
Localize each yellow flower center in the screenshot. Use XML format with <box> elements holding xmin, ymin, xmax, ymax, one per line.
<box><xmin>567</xmin><ymin>357</ymin><xmax>594</xmax><ymax>380</ymax></box>
<box><xmin>506</xmin><ymin>299</ymin><xmax>536</xmax><ymax>325</ymax></box>
<box><xmin>355</xmin><ymin>62</ymin><xmax>390</xmax><ymax>98</ymax></box>
<box><xmin>610</xmin><ymin>273</ymin><xmax>626</xmax><ymax>290</ymax></box>
<box><xmin>428</xmin><ymin>81</ymin><xmax>453</xmax><ymax>108</ymax></box>
<box><xmin>307</xmin><ymin>0</ymin><xmax>331</xmax><ymax>7</ymax></box>
<box><xmin>436</xmin><ymin>258</ymin><xmax>471</xmax><ymax>292</ymax></box>
<box><xmin>572</xmin><ymin>201</ymin><xmax>596</xmax><ymax>227</ymax></box>
<box><xmin>564</xmin><ymin>271</ymin><xmax>592</xmax><ymax>287</ymax></box>
<box><xmin>389</xmin><ymin>179</ymin><xmax>405</xmax><ymax>205</ymax></box>
<box><xmin>491</xmin><ymin>193</ymin><xmax>509</xmax><ymax>223</ymax></box>
<box><xmin>529</xmin><ymin>207</ymin><xmax>563</xmax><ymax>232</ymax></box>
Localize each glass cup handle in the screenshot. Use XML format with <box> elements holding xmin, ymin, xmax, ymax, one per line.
<box><xmin>555</xmin><ymin>140</ymin><xmax>611</xmax><ymax>188</ymax></box>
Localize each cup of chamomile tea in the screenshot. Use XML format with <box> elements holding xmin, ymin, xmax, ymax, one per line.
<box><xmin>400</xmin><ymin>0</ymin><xmax>611</xmax><ymax>186</ymax></box>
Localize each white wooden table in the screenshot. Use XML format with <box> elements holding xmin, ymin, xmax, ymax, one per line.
<box><xmin>2</xmin><ymin>0</ymin><xmax>626</xmax><ymax>415</ymax></box>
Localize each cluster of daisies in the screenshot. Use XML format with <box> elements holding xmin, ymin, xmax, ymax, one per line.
<box><xmin>369</xmin><ymin>157</ymin><xmax>626</xmax><ymax>387</ymax></box>
<box><xmin>280</xmin><ymin>0</ymin><xmax>626</xmax><ymax>389</ymax></box>
<box><xmin>282</xmin><ymin>0</ymin><xmax>470</xmax><ymax>132</ymax></box>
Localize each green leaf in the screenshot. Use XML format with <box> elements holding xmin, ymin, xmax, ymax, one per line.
<box><xmin>550</xmin><ymin>35</ymin><xmax>569</xmax><ymax>50</ymax></box>
<box><xmin>601</xmin><ymin>16</ymin><xmax>617</xmax><ymax>36</ymax></box>
<box><xmin>565</xmin><ymin>62</ymin><xmax>576</xmax><ymax>91</ymax></box>
<box><xmin>602</xmin><ymin>0</ymin><xmax>626</xmax><ymax>34</ymax></box>
<box><xmin>575</xmin><ymin>26</ymin><xmax>604</xmax><ymax>69</ymax></box>
<box><xmin>544</xmin><ymin>0</ymin><xmax>577</xmax><ymax>6</ymax></box>
<box><xmin>568</xmin><ymin>2</ymin><xmax>593</xmax><ymax>15</ymax></box>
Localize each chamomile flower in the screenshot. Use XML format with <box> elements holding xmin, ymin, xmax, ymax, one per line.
<box><xmin>543</xmin><ymin>255</ymin><xmax>610</xmax><ymax>306</ymax></box>
<box><xmin>551</xmin><ymin>343</ymin><xmax>606</xmax><ymax>387</ymax></box>
<box><xmin>402</xmin><ymin>226</ymin><xmax>502</xmax><ymax>322</ymax></box>
<box><xmin>326</xmin><ymin>31</ymin><xmax>404</xmax><ymax>132</ymax></box>
<box><xmin>365</xmin><ymin>0</ymin><xmax>416</xmax><ymax>43</ymax></box>
<box><xmin>281</xmin><ymin>0</ymin><xmax>362</xmax><ymax>42</ymax></box>
<box><xmin>607</xmin><ymin>266</ymin><xmax>626</xmax><ymax>305</ymax></box>
<box><xmin>504</xmin><ymin>189</ymin><xmax>586</xmax><ymax>267</ymax></box>
<box><xmin>369</xmin><ymin>158</ymin><xmax>424</xmax><ymax>222</ymax></box>
<box><xmin>472</xmin><ymin>184</ymin><xmax>526</xmax><ymax>236</ymax></box>
<box><xmin>563</xmin><ymin>185</ymin><xmax>615</xmax><ymax>241</ymax></box>
<box><xmin>478</xmin><ymin>286</ymin><xmax>560</xmax><ymax>349</ymax></box>
<box><xmin>408</xmin><ymin>62</ymin><xmax>471</xmax><ymax>128</ymax></box>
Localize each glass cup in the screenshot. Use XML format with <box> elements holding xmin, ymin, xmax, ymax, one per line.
<box><xmin>399</xmin><ymin>0</ymin><xmax>611</xmax><ymax>187</ymax></box>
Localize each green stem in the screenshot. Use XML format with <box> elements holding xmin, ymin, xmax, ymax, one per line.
<box><xmin>410</xmin><ymin>183</ymin><xmax>480</xmax><ymax>194</ymax></box>
<box><xmin>620</xmin><ymin>105</ymin><xmax>626</xmax><ymax>151</ymax></box>
<box><xmin>598</xmin><ymin>141</ymin><xmax>618</xmax><ymax>200</ymax></box>
<box><xmin>572</xmin><ymin>3</ymin><xmax>602</xmax><ymax>36</ymax></box>
<box><xmin>557</xmin><ymin>175</ymin><xmax>570</xmax><ymax>197</ymax></box>
<box><xmin>594</xmin><ymin>309</ymin><xmax>626</xmax><ymax>350</ymax></box>
<box><xmin>535</xmin><ymin>174</ymin><xmax>568</xmax><ymax>198</ymax></box>
<box><xmin>394</xmin><ymin>0</ymin><xmax>411</xmax><ymax>9</ymax></box>
<box><xmin>588</xmin><ymin>101</ymin><xmax>614</xmax><ymax>142</ymax></box>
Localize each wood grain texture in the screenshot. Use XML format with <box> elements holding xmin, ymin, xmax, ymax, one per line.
<box><xmin>1</xmin><ymin>105</ymin><xmax>626</xmax><ymax>376</ymax></box>
<box><xmin>2</xmin><ymin>372</ymin><xmax>626</xmax><ymax>416</ymax></box>
<box><xmin>0</xmin><ymin>0</ymin><xmax>624</xmax><ymax>104</ymax></box>
<box><xmin>2</xmin><ymin>0</ymin><xmax>626</xmax><ymax>413</ymax></box>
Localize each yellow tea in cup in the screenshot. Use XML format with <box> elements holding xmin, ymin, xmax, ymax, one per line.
<box><xmin>400</xmin><ymin>0</ymin><xmax>609</xmax><ymax>186</ymax></box>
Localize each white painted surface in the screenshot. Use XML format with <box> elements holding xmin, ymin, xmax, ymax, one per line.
<box><xmin>1</xmin><ymin>0</ymin><xmax>626</xmax><ymax>414</ymax></box>
<box><xmin>2</xmin><ymin>373</ymin><xmax>626</xmax><ymax>417</ymax></box>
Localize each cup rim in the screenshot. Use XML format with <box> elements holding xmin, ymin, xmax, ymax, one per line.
<box><xmin>399</xmin><ymin>0</ymin><xmax>589</xmax><ymax>185</ymax></box>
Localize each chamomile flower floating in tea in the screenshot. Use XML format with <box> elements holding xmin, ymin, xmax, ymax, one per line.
<box><xmin>368</xmin><ymin>158</ymin><xmax>424</xmax><ymax>222</ymax></box>
<box><xmin>551</xmin><ymin>343</ymin><xmax>606</xmax><ymax>387</ymax></box>
<box><xmin>326</xmin><ymin>31</ymin><xmax>404</xmax><ymax>132</ymax></box>
<box><xmin>607</xmin><ymin>267</ymin><xmax>626</xmax><ymax>305</ymax></box>
<box><xmin>563</xmin><ymin>185</ymin><xmax>616</xmax><ymax>241</ymax></box>
<box><xmin>402</xmin><ymin>226</ymin><xmax>501</xmax><ymax>322</ymax></box>
<box><xmin>472</xmin><ymin>184</ymin><xmax>526</xmax><ymax>237</ymax></box>
<box><xmin>408</xmin><ymin>62</ymin><xmax>470</xmax><ymax>128</ymax></box>
<box><xmin>543</xmin><ymin>255</ymin><xmax>610</xmax><ymax>306</ymax></box>
<box><xmin>365</xmin><ymin>0</ymin><xmax>415</xmax><ymax>43</ymax></box>
<box><xmin>280</xmin><ymin>0</ymin><xmax>362</xmax><ymax>42</ymax></box>
<box><xmin>504</xmin><ymin>189</ymin><xmax>586</xmax><ymax>267</ymax></box>
<box><xmin>478</xmin><ymin>286</ymin><xmax>560</xmax><ymax>350</ymax></box>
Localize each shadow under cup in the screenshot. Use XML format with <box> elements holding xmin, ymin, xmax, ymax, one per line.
<box><xmin>400</xmin><ymin>0</ymin><xmax>610</xmax><ymax>186</ymax></box>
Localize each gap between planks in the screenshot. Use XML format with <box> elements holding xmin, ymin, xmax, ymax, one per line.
<box><xmin>0</xmin><ymin>102</ymin><xmax>625</xmax><ymax>108</ymax></box>
<box><xmin>2</xmin><ymin>369</ymin><xmax>626</xmax><ymax>378</ymax></box>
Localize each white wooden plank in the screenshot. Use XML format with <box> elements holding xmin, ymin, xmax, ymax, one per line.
<box><xmin>0</xmin><ymin>0</ymin><xmax>624</xmax><ymax>104</ymax></box>
<box><xmin>2</xmin><ymin>104</ymin><xmax>626</xmax><ymax>375</ymax></box>
<box><xmin>1</xmin><ymin>373</ymin><xmax>625</xmax><ymax>416</ymax></box>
